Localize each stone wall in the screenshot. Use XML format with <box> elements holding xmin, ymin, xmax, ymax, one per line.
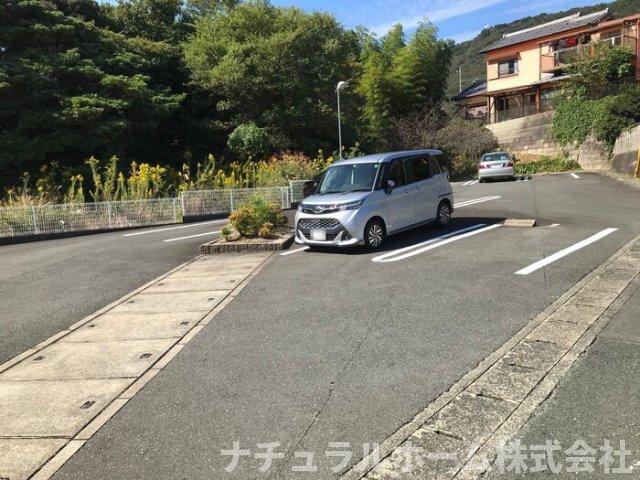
<box><xmin>485</xmin><ymin>112</ymin><xmax>610</xmax><ymax>171</ymax></box>
<box><xmin>611</xmin><ymin>124</ymin><xmax>640</xmax><ymax>177</ymax></box>
<box><xmin>485</xmin><ymin>112</ymin><xmax>639</xmax><ymax>175</ymax></box>
<box><xmin>485</xmin><ymin>112</ymin><xmax>559</xmax><ymax>162</ymax></box>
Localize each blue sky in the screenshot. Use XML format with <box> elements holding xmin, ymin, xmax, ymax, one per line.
<box><xmin>270</xmin><ymin>0</ymin><xmax>610</xmax><ymax>42</ymax></box>
<box><xmin>103</xmin><ymin>0</ymin><xmax>611</xmax><ymax>43</ymax></box>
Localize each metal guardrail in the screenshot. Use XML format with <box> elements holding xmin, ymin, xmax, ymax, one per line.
<box><xmin>0</xmin><ymin>184</ymin><xmax>311</xmax><ymax>239</ymax></box>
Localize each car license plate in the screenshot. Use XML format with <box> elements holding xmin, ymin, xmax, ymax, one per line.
<box><xmin>310</xmin><ymin>229</ymin><xmax>326</xmax><ymax>241</ymax></box>
<box><xmin>492</xmin><ymin>164</ymin><xmax>502</xmax><ymax>169</ymax></box>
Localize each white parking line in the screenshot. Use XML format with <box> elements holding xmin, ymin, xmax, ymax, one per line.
<box><xmin>280</xmin><ymin>246</ymin><xmax>310</xmax><ymax>256</ymax></box>
<box><xmin>570</xmin><ymin>173</ymin><xmax>581</xmax><ymax>179</ymax></box>
<box><xmin>373</xmin><ymin>224</ymin><xmax>501</xmax><ymax>263</ymax></box>
<box><xmin>515</xmin><ymin>228</ymin><xmax>617</xmax><ymax>275</ymax></box>
<box><xmin>163</xmin><ymin>231</ymin><xmax>220</xmax><ymax>243</ymax></box>
<box><xmin>372</xmin><ymin>224</ymin><xmax>487</xmax><ymax>263</ymax></box>
<box><xmin>123</xmin><ymin>220</ymin><xmax>226</xmax><ymax>237</ymax></box>
<box><xmin>454</xmin><ymin>196</ymin><xmax>501</xmax><ymax>208</ymax></box>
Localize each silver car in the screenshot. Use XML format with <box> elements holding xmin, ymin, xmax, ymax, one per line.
<box><xmin>295</xmin><ymin>150</ymin><xmax>454</xmax><ymax>249</ymax></box>
<box><xmin>478</xmin><ymin>151</ymin><xmax>515</xmax><ymax>182</ymax></box>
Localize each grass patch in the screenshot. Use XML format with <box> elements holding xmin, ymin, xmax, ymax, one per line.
<box><xmin>515</xmin><ymin>156</ymin><xmax>582</xmax><ymax>176</ymax></box>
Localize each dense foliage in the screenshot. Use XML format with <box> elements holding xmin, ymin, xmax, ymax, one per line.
<box><xmin>356</xmin><ymin>23</ymin><xmax>452</xmax><ymax>150</ymax></box>
<box><xmin>226</xmin><ymin>195</ymin><xmax>286</xmax><ymax>238</ymax></box>
<box><xmin>448</xmin><ymin>0</ymin><xmax>640</xmax><ymax>95</ymax></box>
<box><xmin>514</xmin><ymin>155</ymin><xmax>581</xmax><ymax>175</ymax></box>
<box><xmin>553</xmin><ymin>43</ymin><xmax>640</xmax><ymax>150</ymax></box>
<box><xmin>1</xmin><ymin>0</ymin><xmax>459</xmax><ymax>198</ymax></box>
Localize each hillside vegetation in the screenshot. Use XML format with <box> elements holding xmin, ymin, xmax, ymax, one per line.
<box><xmin>448</xmin><ymin>0</ymin><xmax>640</xmax><ymax>95</ymax></box>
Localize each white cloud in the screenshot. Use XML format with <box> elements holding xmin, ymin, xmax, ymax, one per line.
<box><xmin>368</xmin><ymin>0</ymin><xmax>510</xmax><ymax>36</ymax></box>
<box><xmin>446</xmin><ymin>29</ymin><xmax>481</xmax><ymax>43</ymax></box>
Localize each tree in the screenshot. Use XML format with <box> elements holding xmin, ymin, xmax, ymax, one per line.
<box><xmin>565</xmin><ymin>43</ymin><xmax>635</xmax><ymax>99</ymax></box>
<box><xmin>389</xmin><ymin>22</ymin><xmax>452</xmax><ymax>117</ymax></box>
<box><xmin>0</xmin><ymin>0</ymin><xmax>184</xmax><ymax>186</ymax></box>
<box><xmin>183</xmin><ymin>1</ymin><xmax>360</xmax><ymax>154</ymax></box>
<box><xmin>356</xmin><ymin>51</ymin><xmax>392</xmax><ymax>150</ymax></box>
<box><xmin>227</xmin><ymin>122</ymin><xmax>271</xmax><ymax>159</ymax></box>
<box><xmin>381</xmin><ymin>24</ymin><xmax>405</xmax><ymax>66</ymax></box>
<box><xmin>112</xmin><ymin>0</ymin><xmax>186</xmax><ymax>42</ymax></box>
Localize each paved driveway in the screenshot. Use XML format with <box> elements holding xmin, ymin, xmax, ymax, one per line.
<box><xmin>22</xmin><ymin>174</ymin><xmax>640</xmax><ymax>479</ymax></box>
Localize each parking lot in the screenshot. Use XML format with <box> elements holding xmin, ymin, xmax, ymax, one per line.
<box><xmin>42</xmin><ymin>172</ymin><xmax>640</xmax><ymax>480</ymax></box>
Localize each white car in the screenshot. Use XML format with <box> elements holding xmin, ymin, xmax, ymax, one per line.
<box><xmin>478</xmin><ymin>152</ymin><xmax>515</xmax><ymax>182</ymax></box>
<box><xmin>295</xmin><ymin>150</ymin><xmax>454</xmax><ymax>249</ymax></box>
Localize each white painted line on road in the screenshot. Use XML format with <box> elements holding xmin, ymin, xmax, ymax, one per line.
<box><xmin>468</xmin><ymin>180</ymin><xmax>479</xmax><ymax>185</ymax></box>
<box><xmin>123</xmin><ymin>220</ymin><xmax>226</xmax><ymax>237</ymax></box>
<box><xmin>454</xmin><ymin>196</ymin><xmax>501</xmax><ymax>208</ymax></box>
<box><xmin>462</xmin><ymin>180</ymin><xmax>474</xmax><ymax>186</ymax></box>
<box><xmin>515</xmin><ymin>228</ymin><xmax>618</xmax><ymax>275</ymax></box>
<box><xmin>570</xmin><ymin>173</ymin><xmax>580</xmax><ymax>179</ymax></box>
<box><xmin>372</xmin><ymin>224</ymin><xmax>486</xmax><ymax>263</ymax></box>
<box><xmin>280</xmin><ymin>246</ymin><xmax>310</xmax><ymax>256</ymax></box>
<box><xmin>163</xmin><ymin>231</ymin><xmax>220</xmax><ymax>243</ymax></box>
<box><xmin>373</xmin><ymin>224</ymin><xmax>501</xmax><ymax>263</ymax></box>
<box><xmin>549</xmin><ymin>223</ymin><xmax>561</xmax><ymax>228</ymax></box>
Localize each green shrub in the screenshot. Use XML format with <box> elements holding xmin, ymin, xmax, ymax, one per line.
<box><xmin>227</xmin><ymin>123</ymin><xmax>272</xmax><ymax>160</ymax></box>
<box><xmin>554</xmin><ymin>87</ymin><xmax>640</xmax><ymax>150</ymax></box>
<box><xmin>228</xmin><ymin>195</ymin><xmax>286</xmax><ymax>237</ymax></box>
<box><xmin>515</xmin><ymin>155</ymin><xmax>581</xmax><ymax>175</ymax></box>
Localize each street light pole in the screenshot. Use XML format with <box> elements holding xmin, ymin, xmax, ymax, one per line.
<box><xmin>336</xmin><ymin>81</ymin><xmax>348</xmax><ymax>160</ymax></box>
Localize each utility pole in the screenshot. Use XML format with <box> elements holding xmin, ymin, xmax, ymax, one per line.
<box><xmin>459</xmin><ymin>67</ymin><xmax>462</xmax><ymax>93</ymax></box>
<box><xmin>336</xmin><ymin>81</ymin><xmax>348</xmax><ymax>160</ymax></box>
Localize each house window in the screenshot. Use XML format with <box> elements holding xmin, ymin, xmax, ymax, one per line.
<box><xmin>498</xmin><ymin>59</ymin><xmax>518</xmax><ymax>77</ymax></box>
<box><xmin>600</xmin><ymin>31</ymin><xmax>622</xmax><ymax>46</ymax></box>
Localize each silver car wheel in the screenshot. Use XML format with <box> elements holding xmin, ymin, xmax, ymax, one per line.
<box><xmin>437</xmin><ymin>203</ymin><xmax>451</xmax><ymax>226</ymax></box>
<box><xmin>367</xmin><ymin>224</ymin><xmax>384</xmax><ymax>247</ymax></box>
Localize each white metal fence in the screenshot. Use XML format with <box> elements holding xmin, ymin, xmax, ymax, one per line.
<box><xmin>0</xmin><ymin>199</ymin><xmax>180</xmax><ymax>238</ymax></box>
<box><xmin>180</xmin><ymin>187</ymin><xmax>290</xmax><ymax>217</ymax></box>
<box><xmin>0</xmin><ymin>185</ymin><xmax>304</xmax><ymax>239</ymax></box>
<box><xmin>289</xmin><ymin>180</ymin><xmax>310</xmax><ymax>204</ymax></box>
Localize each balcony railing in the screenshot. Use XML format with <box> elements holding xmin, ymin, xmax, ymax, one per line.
<box><xmin>540</xmin><ymin>35</ymin><xmax>637</xmax><ymax>73</ymax></box>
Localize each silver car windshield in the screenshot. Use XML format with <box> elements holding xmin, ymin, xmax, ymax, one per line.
<box><xmin>317</xmin><ymin>163</ymin><xmax>380</xmax><ymax>195</ymax></box>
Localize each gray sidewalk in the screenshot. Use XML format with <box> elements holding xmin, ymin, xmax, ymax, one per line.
<box><xmin>486</xmin><ymin>277</ymin><xmax>640</xmax><ymax>479</ymax></box>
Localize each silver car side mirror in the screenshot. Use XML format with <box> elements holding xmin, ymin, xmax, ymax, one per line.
<box><xmin>385</xmin><ymin>179</ymin><xmax>396</xmax><ymax>194</ymax></box>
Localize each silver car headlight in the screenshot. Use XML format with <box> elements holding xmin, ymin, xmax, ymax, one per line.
<box><xmin>338</xmin><ymin>200</ymin><xmax>363</xmax><ymax>211</ymax></box>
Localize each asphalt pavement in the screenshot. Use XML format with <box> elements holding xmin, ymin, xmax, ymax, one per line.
<box><xmin>0</xmin><ymin>219</ymin><xmax>225</xmax><ymax>365</ymax></box>
<box><xmin>35</xmin><ymin>173</ymin><xmax>640</xmax><ymax>480</ymax></box>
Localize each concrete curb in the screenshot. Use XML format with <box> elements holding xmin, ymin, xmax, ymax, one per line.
<box><xmin>200</xmin><ymin>234</ymin><xmax>294</xmax><ymax>254</ymax></box>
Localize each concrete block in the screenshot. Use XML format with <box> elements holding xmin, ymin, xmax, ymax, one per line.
<box><xmin>499</xmin><ymin>339</ymin><xmax>564</xmax><ymax>371</ymax></box>
<box><xmin>0</xmin><ymin>379</ymin><xmax>131</xmax><ymax>437</ymax></box>
<box><xmin>503</xmin><ymin>219</ymin><xmax>537</xmax><ymax>228</ymax></box>
<box><xmin>526</xmin><ymin>320</ymin><xmax>586</xmax><ymax>349</ymax></box>
<box><xmin>143</xmin><ymin>275</ymin><xmax>239</xmax><ymax>294</ymax></box>
<box><xmin>367</xmin><ymin>428</ymin><xmax>467</xmax><ymax>480</ymax></box>
<box><xmin>547</xmin><ymin>304</ymin><xmax>604</xmax><ymax>326</ymax></box>
<box><xmin>62</xmin><ymin>311</ymin><xmax>204</xmax><ymax>342</ymax></box>
<box><xmin>170</xmin><ymin>265</ymin><xmax>256</xmax><ymax>278</ymax></box>
<box><xmin>0</xmin><ymin>339</ymin><xmax>176</xmax><ymax>381</ymax></box>
<box><xmin>425</xmin><ymin>392</ymin><xmax>513</xmax><ymax>445</ymax></box>
<box><xmin>109</xmin><ymin>290</ymin><xmax>227</xmax><ymax>313</ymax></box>
<box><xmin>0</xmin><ymin>438</ymin><xmax>66</xmax><ymax>480</ymax></box>
<box><xmin>468</xmin><ymin>361</ymin><xmax>546</xmax><ymax>404</ymax></box>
